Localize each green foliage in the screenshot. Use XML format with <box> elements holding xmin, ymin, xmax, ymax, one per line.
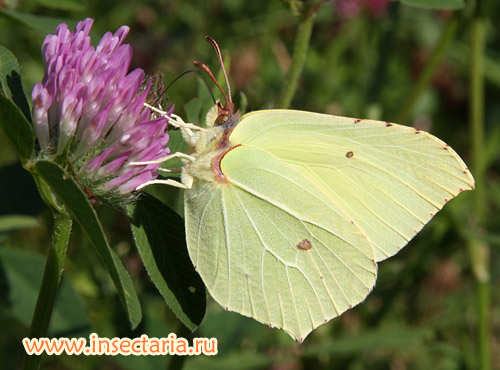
<box><xmin>35</xmin><ymin>160</ymin><xmax>142</xmax><ymax>329</ymax></box>
<box><xmin>0</xmin><ymin>94</ymin><xmax>33</xmax><ymax>163</ymax></box>
<box><xmin>0</xmin><ymin>248</ymin><xmax>91</xmax><ymax>336</ymax></box>
<box><xmin>399</xmin><ymin>0</ymin><xmax>465</xmax><ymax>9</ymax></box>
<box><xmin>0</xmin><ymin>9</ymin><xmax>79</xmax><ymax>35</ymax></box>
<box><xmin>0</xmin><ymin>215</ymin><xmax>38</xmax><ymax>232</ymax></box>
<box><xmin>302</xmin><ymin>326</ymin><xmax>433</xmax><ymax>356</ymax></box>
<box><xmin>128</xmin><ymin>194</ymin><xmax>206</xmax><ymax>331</ymax></box>
<box><xmin>33</xmin><ymin>0</ymin><xmax>86</xmax><ymax>12</ymax></box>
<box><xmin>0</xmin><ymin>46</ymin><xmax>20</xmax><ymax>98</ymax></box>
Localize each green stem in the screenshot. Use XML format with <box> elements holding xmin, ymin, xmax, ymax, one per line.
<box><xmin>275</xmin><ymin>13</ymin><xmax>315</xmax><ymax>109</ymax></box>
<box><xmin>470</xmin><ymin>19</ymin><xmax>486</xmax><ymax>220</ymax></box>
<box><xmin>469</xmin><ymin>0</ymin><xmax>490</xmax><ymax>368</ymax></box>
<box><xmin>477</xmin><ymin>279</ymin><xmax>491</xmax><ymax>370</ymax></box>
<box><xmin>22</xmin><ymin>211</ymin><xmax>73</xmax><ymax>370</ymax></box>
<box><xmin>396</xmin><ymin>15</ymin><xmax>459</xmax><ymax>124</ymax></box>
<box><xmin>166</xmin><ymin>324</ymin><xmax>193</xmax><ymax>370</ymax></box>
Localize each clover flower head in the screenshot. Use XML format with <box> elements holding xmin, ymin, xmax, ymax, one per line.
<box><xmin>32</xmin><ymin>18</ymin><xmax>170</xmax><ymax>202</ymax></box>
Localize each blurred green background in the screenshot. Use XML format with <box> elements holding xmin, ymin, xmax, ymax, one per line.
<box><xmin>1</xmin><ymin>0</ymin><xmax>499</xmax><ymax>369</ymax></box>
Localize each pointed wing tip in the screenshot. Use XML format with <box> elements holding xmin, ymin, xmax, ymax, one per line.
<box><xmin>461</xmin><ymin>167</ymin><xmax>475</xmax><ymax>190</ymax></box>
<box><xmin>468</xmin><ymin>178</ymin><xmax>476</xmax><ymax>191</ymax></box>
<box><xmin>285</xmin><ymin>328</ymin><xmax>313</xmax><ymax>343</ymax></box>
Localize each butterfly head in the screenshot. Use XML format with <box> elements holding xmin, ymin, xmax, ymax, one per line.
<box><xmin>215</xmin><ymin>98</ymin><xmax>235</xmax><ymax>126</ymax></box>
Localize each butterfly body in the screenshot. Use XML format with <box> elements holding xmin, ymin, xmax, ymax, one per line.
<box><xmin>181</xmin><ymin>105</ymin><xmax>237</xmax><ymax>188</ymax></box>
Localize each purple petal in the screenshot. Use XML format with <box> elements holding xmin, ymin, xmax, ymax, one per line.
<box><xmin>106</xmin><ymin>69</ymin><xmax>145</xmax><ymax>124</ymax></box>
<box><xmin>82</xmin><ymin>147</ymin><xmax>113</xmax><ymax>173</ymax></box>
<box><xmin>98</xmin><ymin>153</ymin><xmax>131</xmax><ymax>175</ymax></box>
<box><xmin>73</xmin><ymin>18</ymin><xmax>93</xmax><ymax>36</ymax></box>
<box><xmin>76</xmin><ymin>102</ymin><xmax>112</xmax><ymax>156</ymax></box>
<box><xmin>96</xmin><ymin>26</ymin><xmax>130</xmax><ymax>55</ymax></box>
<box><xmin>57</xmin><ymin>94</ymin><xmax>83</xmax><ymax>153</ymax></box>
<box><xmin>115</xmin><ymin>170</ymin><xmax>156</xmax><ymax>193</ymax></box>
<box><xmin>32</xmin><ymin>83</ymin><xmax>51</xmax><ymax>148</ymax></box>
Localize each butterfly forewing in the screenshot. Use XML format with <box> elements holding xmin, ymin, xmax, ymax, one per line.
<box><xmin>228</xmin><ymin>110</ymin><xmax>475</xmax><ymax>262</ymax></box>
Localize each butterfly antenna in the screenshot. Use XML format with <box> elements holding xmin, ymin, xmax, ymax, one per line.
<box><xmin>153</xmin><ymin>69</ymin><xmax>197</xmax><ymax>107</ymax></box>
<box><xmin>205</xmin><ymin>36</ymin><xmax>232</xmax><ymax>104</ymax></box>
<box><xmin>194</xmin><ymin>61</ymin><xmax>230</xmax><ymax>106</ymax></box>
<box><xmin>194</xmin><ymin>36</ymin><xmax>234</xmax><ymax>110</ymax></box>
<box><xmin>194</xmin><ymin>70</ymin><xmax>217</xmax><ymax>104</ymax></box>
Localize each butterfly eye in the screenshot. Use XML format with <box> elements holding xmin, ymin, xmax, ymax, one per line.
<box><xmin>215</xmin><ymin>113</ymin><xmax>230</xmax><ymax>126</ymax></box>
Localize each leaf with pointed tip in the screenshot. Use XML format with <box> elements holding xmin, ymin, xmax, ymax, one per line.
<box><xmin>0</xmin><ymin>94</ymin><xmax>34</xmax><ymax>162</ymax></box>
<box><xmin>35</xmin><ymin>160</ymin><xmax>142</xmax><ymax>328</ymax></box>
<box><xmin>128</xmin><ymin>194</ymin><xmax>206</xmax><ymax>331</ymax></box>
<box><xmin>0</xmin><ymin>9</ymin><xmax>79</xmax><ymax>35</ymax></box>
<box><xmin>0</xmin><ymin>45</ymin><xmax>17</xmax><ymax>95</ymax></box>
<box><xmin>0</xmin><ymin>45</ymin><xmax>30</xmax><ymax>120</ymax></box>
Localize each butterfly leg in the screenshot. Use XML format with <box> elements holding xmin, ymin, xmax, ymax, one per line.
<box><xmin>144</xmin><ymin>103</ymin><xmax>202</xmax><ymax>131</ymax></box>
<box><xmin>136</xmin><ymin>178</ymin><xmax>187</xmax><ymax>190</ymax></box>
<box><xmin>130</xmin><ymin>151</ymin><xmax>195</xmax><ymax>166</ymax></box>
<box><xmin>144</xmin><ymin>103</ymin><xmax>202</xmax><ymax>146</ymax></box>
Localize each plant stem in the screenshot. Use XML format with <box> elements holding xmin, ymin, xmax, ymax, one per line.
<box><xmin>470</xmin><ymin>20</ymin><xmax>486</xmax><ymax>220</ymax></box>
<box><xmin>22</xmin><ymin>211</ymin><xmax>73</xmax><ymax>370</ymax></box>
<box><xmin>469</xmin><ymin>0</ymin><xmax>490</xmax><ymax>368</ymax></box>
<box><xmin>275</xmin><ymin>12</ymin><xmax>315</xmax><ymax>109</ymax></box>
<box><xmin>396</xmin><ymin>14</ymin><xmax>459</xmax><ymax>124</ymax></box>
<box><xmin>166</xmin><ymin>324</ymin><xmax>193</xmax><ymax>370</ymax></box>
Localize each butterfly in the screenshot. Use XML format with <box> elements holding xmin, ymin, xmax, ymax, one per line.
<box><xmin>138</xmin><ymin>37</ymin><xmax>475</xmax><ymax>342</ymax></box>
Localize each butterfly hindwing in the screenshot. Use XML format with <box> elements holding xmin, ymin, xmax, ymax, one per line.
<box><xmin>185</xmin><ymin>144</ymin><xmax>377</xmax><ymax>341</ymax></box>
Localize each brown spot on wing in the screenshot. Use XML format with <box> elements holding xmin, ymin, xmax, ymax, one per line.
<box><xmin>297</xmin><ymin>239</ymin><xmax>312</xmax><ymax>250</ymax></box>
<box><xmin>346</xmin><ymin>151</ymin><xmax>354</xmax><ymax>158</ymax></box>
<box><xmin>386</xmin><ymin>122</ymin><xmax>393</xmax><ymax>127</ymax></box>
